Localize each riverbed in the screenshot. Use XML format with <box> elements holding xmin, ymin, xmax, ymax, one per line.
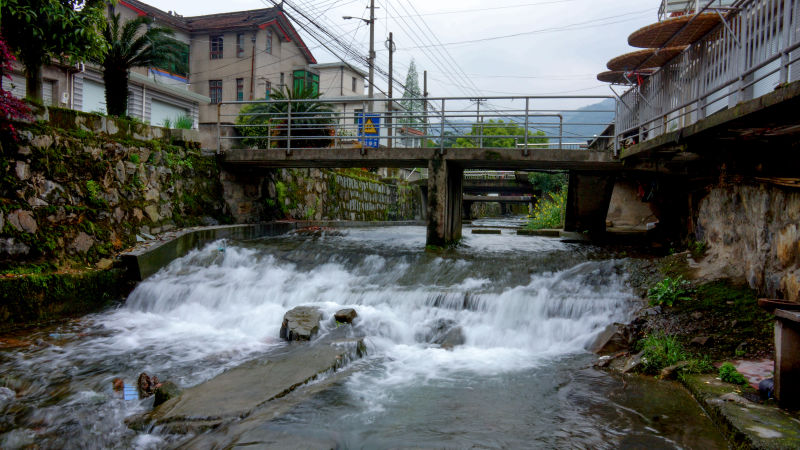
<box><xmin>0</xmin><ymin>221</ymin><xmax>728</xmax><ymax>448</ymax></box>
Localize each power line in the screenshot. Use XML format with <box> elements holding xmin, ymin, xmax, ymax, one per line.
<box><xmin>400</xmin><ymin>9</ymin><xmax>652</xmax><ymax>49</ymax></box>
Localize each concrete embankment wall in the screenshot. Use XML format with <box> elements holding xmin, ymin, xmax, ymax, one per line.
<box><xmin>695</xmin><ymin>183</ymin><xmax>800</xmax><ymax>302</ymax></box>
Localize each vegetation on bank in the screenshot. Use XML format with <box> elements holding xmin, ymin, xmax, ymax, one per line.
<box><xmin>525</xmin><ymin>172</ymin><xmax>568</xmax><ymax>230</ymax></box>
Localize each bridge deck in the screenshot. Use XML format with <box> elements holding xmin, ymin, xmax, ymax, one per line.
<box><xmin>223</xmin><ymin>147</ymin><xmax>620</xmax><ymax>171</ymax></box>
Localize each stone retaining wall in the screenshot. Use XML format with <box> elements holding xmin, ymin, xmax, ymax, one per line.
<box><xmin>224</xmin><ymin>167</ymin><xmax>422</xmax><ymax>223</ymax></box>
<box><xmin>696</xmin><ymin>183</ymin><xmax>800</xmax><ymax>301</ymax></box>
<box><xmin>1</xmin><ymin>116</ymin><xmax>230</xmax><ymax>269</ymax></box>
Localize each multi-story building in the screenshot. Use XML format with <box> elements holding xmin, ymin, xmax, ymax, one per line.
<box><xmin>2</xmin><ymin>0</ymin><xmax>319</xmax><ymax>128</ymax></box>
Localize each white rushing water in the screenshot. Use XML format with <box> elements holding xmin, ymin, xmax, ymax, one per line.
<box><xmin>1</xmin><ymin>226</ymin><xmax>641</xmax><ymax>448</ymax></box>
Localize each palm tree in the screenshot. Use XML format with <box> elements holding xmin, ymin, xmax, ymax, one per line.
<box><xmin>98</xmin><ymin>13</ymin><xmax>180</xmax><ymax>117</ymax></box>
<box><xmin>236</xmin><ymin>85</ymin><xmax>335</xmax><ymax>149</ymax></box>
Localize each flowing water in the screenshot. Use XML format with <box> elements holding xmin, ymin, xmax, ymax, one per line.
<box><xmin>0</xmin><ymin>221</ymin><xmax>728</xmax><ymax>448</ymax></box>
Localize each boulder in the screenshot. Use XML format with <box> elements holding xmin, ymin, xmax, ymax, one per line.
<box><xmin>690</xmin><ymin>336</ymin><xmax>713</xmax><ymax>347</ymax></box>
<box><xmin>334</xmin><ymin>308</ymin><xmax>358</xmax><ymax>324</ymax></box>
<box><xmin>417</xmin><ymin>318</ymin><xmax>466</xmax><ymax>349</ymax></box>
<box><xmin>279</xmin><ymin>306</ymin><xmax>323</xmax><ymax>341</ymax></box>
<box><xmin>622</xmin><ymin>351</ymin><xmax>644</xmax><ymax>374</ymax></box>
<box><xmin>6</xmin><ymin>210</ymin><xmax>38</xmax><ymax>234</ymax></box>
<box><xmin>14</xmin><ymin>161</ymin><xmax>30</xmax><ymax>181</ymax></box>
<box><xmin>0</xmin><ymin>238</ymin><xmax>30</xmax><ymax>257</ymax></box>
<box><xmin>660</xmin><ymin>361</ymin><xmax>690</xmax><ymax>379</ymax></box>
<box><xmin>70</xmin><ymin>232</ymin><xmax>94</xmax><ymax>253</ymax></box>
<box><xmin>153</xmin><ymin>381</ymin><xmax>182</xmax><ymax>408</ymax></box>
<box><xmin>433</xmin><ymin>326</ymin><xmax>465</xmax><ymax>349</ymax></box>
<box><xmin>588</xmin><ymin>323</ymin><xmax>630</xmax><ymax>354</ymax></box>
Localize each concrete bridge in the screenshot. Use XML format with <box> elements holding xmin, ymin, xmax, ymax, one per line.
<box><xmin>218</xmin><ymin>95</ymin><xmax>621</xmax><ymax>246</ymax></box>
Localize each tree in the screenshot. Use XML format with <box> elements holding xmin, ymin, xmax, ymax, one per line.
<box><xmin>454</xmin><ymin>119</ymin><xmax>548</xmax><ymax>148</ymax></box>
<box><xmin>1</xmin><ymin>0</ymin><xmax>107</xmax><ymax>100</ymax></box>
<box><xmin>528</xmin><ymin>172</ymin><xmax>568</xmax><ymax>194</ymax></box>
<box><xmin>399</xmin><ymin>59</ymin><xmax>425</xmax><ymax>128</ymax></box>
<box><xmin>235</xmin><ymin>85</ymin><xmax>334</xmax><ymax>149</ymax></box>
<box><xmin>98</xmin><ymin>13</ymin><xmax>181</xmax><ymax>117</ymax></box>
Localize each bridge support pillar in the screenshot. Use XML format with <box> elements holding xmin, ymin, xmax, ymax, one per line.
<box><xmin>462</xmin><ymin>200</ymin><xmax>473</xmax><ymax>221</ymax></box>
<box><xmin>426</xmin><ymin>159</ymin><xmax>463</xmax><ymax>247</ymax></box>
<box><xmin>563</xmin><ymin>172</ymin><xmax>615</xmax><ymax>234</ymax></box>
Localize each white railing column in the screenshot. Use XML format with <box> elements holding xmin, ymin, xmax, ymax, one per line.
<box><xmin>286</xmin><ymin>101</ymin><xmax>292</xmax><ymax>156</ymax></box>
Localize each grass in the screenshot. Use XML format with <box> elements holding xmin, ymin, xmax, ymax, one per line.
<box><xmin>638</xmin><ymin>332</ymin><xmax>715</xmax><ymax>376</ymax></box>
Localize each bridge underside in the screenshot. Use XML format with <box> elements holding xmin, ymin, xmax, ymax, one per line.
<box><xmin>223</xmin><ymin>147</ymin><xmax>620</xmax><ymax>246</ymax></box>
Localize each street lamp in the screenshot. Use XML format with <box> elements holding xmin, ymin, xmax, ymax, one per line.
<box><xmin>343</xmin><ymin>0</ymin><xmax>375</xmax><ymax>112</ymax></box>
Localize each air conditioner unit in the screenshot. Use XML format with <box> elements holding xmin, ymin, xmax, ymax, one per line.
<box><xmin>61</xmin><ymin>92</ymin><xmax>69</xmax><ymax>104</ymax></box>
<box><xmin>75</xmin><ymin>62</ymin><xmax>85</xmax><ymax>72</ymax></box>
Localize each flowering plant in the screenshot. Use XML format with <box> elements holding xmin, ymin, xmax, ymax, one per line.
<box><xmin>0</xmin><ymin>35</ymin><xmax>32</xmax><ymax>140</ymax></box>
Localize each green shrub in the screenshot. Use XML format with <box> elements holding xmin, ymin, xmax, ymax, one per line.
<box><xmin>129</xmin><ymin>154</ymin><xmax>140</xmax><ymax>164</ymax></box>
<box><xmin>719</xmin><ymin>362</ymin><xmax>747</xmax><ymax>385</ymax></box>
<box><xmin>639</xmin><ymin>332</ymin><xmax>688</xmax><ymax>374</ymax></box>
<box><xmin>648</xmin><ymin>275</ymin><xmax>693</xmax><ymax>307</ymax></box>
<box><xmin>85</xmin><ymin>180</ymin><xmax>106</xmax><ymax>207</ymax></box>
<box><xmin>525</xmin><ymin>188</ymin><xmax>566</xmax><ymax>230</ymax></box>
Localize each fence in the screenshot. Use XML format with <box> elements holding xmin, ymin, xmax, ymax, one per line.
<box><xmin>215</xmin><ymin>95</ymin><xmax>615</xmax><ymax>154</ymax></box>
<box><xmin>617</xmin><ymin>0</ymin><xmax>800</xmax><ymax>152</ymax></box>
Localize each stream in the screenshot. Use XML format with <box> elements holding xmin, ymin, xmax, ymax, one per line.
<box><xmin>0</xmin><ymin>220</ymin><xmax>728</xmax><ymax>448</ymax></box>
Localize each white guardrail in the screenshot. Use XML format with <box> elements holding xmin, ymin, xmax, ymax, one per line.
<box><xmin>617</xmin><ymin>0</ymin><xmax>800</xmax><ymax>152</ymax></box>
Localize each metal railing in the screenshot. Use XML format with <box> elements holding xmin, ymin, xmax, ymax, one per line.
<box><xmin>215</xmin><ymin>95</ymin><xmax>616</xmax><ymax>154</ymax></box>
<box><xmin>463</xmin><ymin>170</ymin><xmax>517</xmax><ymax>180</ymax></box>
<box><xmin>618</xmin><ymin>0</ymin><xmax>800</xmax><ymax>152</ymax></box>
<box><xmin>659</xmin><ymin>0</ymin><xmax>737</xmax><ymax>20</ymax></box>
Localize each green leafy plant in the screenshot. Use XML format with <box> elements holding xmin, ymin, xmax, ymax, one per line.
<box><xmin>525</xmin><ymin>188</ymin><xmax>566</xmax><ymax>230</ymax></box>
<box><xmin>84</xmin><ymin>180</ymin><xmax>106</xmax><ymax>207</ymax></box>
<box><xmin>173</xmin><ymin>115</ymin><xmax>193</xmax><ymax>129</ymax></box>
<box><xmin>690</xmin><ymin>240</ymin><xmax>707</xmax><ymax>258</ymax></box>
<box><xmin>129</xmin><ymin>154</ymin><xmax>140</xmax><ymax>164</ymax></box>
<box><xmin>648</xmin><ymin>275</ymin><xmax>693</xmax><ymax>307</ymax></box>
<box><xmin>719</xmin><ymin>362</ymin><xmax>747</xmax><ymax>385</ymax></box>
<box><xmin>639</xmin><ymin>332</ymin><xmax>688</xmax><ymax>374</ymax></box>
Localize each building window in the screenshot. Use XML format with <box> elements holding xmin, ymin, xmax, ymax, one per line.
<box><xmin>236</xmin><ymin>33</ymin><xmax>245</xmax><ymax>58</ymax></box>
<box><xmin>265</xmin><ymin>80</ymin><xmax>272</xmax><ymax>99</ymax></box>
<box><xmin>209</xmin><ymin>80</ymin><xmax>222</xmax><ymax>103</ymax></box>
<box><xmin>352</xmin><ymin>77</ymin><xmax>357</xmax><ymax>93</ymax></box>
<box><xmin>210</xmin><ymin>35</ymin><xmax>223</xmax><ymax>59</ymax></box>
<box><xmin>236</xmin><ymin>78</ymin><xmax>244</xmax><ymax>101</ymax></box>
<box><xmin>266</xmin><ymin>30</ymin><xmax>273</xmax><ymax>54</ymax></box>
<box><xmin>293</xmin><ymin>70</ymin><xmax>319</xmax><ymax>96</ymax></box>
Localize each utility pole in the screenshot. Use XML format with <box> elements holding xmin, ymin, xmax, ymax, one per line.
<box><xmin>368</xmin><ymin>0</ymin><xmax>375</xmax><ymax>112</ymax></box>
<box><xmin>386</xmin><ymin>32</ymin><xmax>395</xmax><ymax>147</ymax></box>
<box><xmin>423</xmin><ymin>70</ymin><xmax>428</xmax><ymax>146</ymax></box>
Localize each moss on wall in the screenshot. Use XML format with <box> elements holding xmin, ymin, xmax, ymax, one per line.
<box><xmin>0</xmin><ymin>269</ymin><xmax>133</xmax><ymax>332</ymax></box>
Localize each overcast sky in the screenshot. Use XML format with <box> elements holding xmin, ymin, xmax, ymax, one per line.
<box><xmin>145</xmin><ymin>0</ymin><xmax>662</xmax><ymax>100</ymax></box>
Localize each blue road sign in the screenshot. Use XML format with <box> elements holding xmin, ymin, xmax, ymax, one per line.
<box><xmin>358</xmin><ymin>114</ymin><xmax>381</xmax><ymax>148</ymax></box>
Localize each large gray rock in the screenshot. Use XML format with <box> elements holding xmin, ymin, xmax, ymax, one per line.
<box><xmin>334</xmin><ymin>308</ymin><xmax>358</xmax><ymax>324</ymax></box>
<box><xmin>418</xmin><ymin>318</ymin><xmax>466</xmax><ymax>349</ymax></box>
<box><xmin>6</xmin><ymin>210</ymin><xmax>37</xmax><ymax>234</ymax></box>
<box><xmin>279</xmin><ymin>306</ymin><xmax>323</xmax><ymax>341</ymax></box>
<box><xmin>70</xmin><ymin>232</ymin><xmax>94</xmax><ymax>253</ymax></box>
<box><xmin>0</xmin><ymin>238</ymin><xmax>30</xmax><ymax>257</ymax></box>
<box><xmin>153</xmin><ymin>381</ymin><xmax>182</xmax><ymax>408</ymax></box>
<box><xmin>588</xmin><ymin>323</ymin><xmax>630</xmax><ymax>354</ymax></box>
<box><xmin>14</xmin><ymin>161</ymin><xmax>30</xmax><ymax>181</ymax></box>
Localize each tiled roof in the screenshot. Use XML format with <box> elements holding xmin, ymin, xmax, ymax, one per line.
<box><xmin>122</xmin><ymin>0</ymin><xmax>279</xmax><ymax>32</ymax></box>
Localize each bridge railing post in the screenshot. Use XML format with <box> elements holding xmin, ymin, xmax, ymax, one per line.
<box><xmin>287</xmin><ymin>101</ymin><xmax>292</xmax><ymax>156</ymax></box>
<box><xmin>523</xmin><ymin>98</ymin><xmax>529</xmax><ymax>156</ymax></box>
<box><xmin>439</xmin><ymin>98</ymin><xmax>445</xmax><ymax>155</ymax></box>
